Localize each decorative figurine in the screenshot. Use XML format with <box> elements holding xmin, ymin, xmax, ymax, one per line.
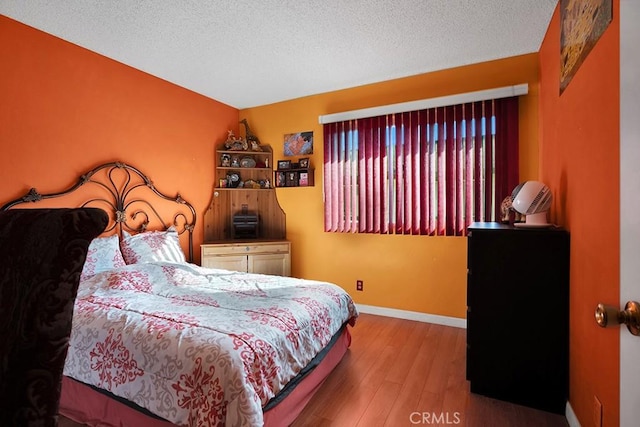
<box><xmin>224</xmin><ymin>130</ymin><xmax>248</xmax><ymax>151</ymax></box>
<box><xmin>500</xmin><ymin>195</ymin><xmax>525</xmax><ymax>224</ymax></box>
<box><xmin>240</xmin><ymin>119</ymin><xmax>262</xmax><ymax>151</ymax></box>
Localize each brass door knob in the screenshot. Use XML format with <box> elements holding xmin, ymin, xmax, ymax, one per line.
<box><xmin>595</xmin><ymin>301</ymin><xmax>640</xmax><ymax>336</ymax></box>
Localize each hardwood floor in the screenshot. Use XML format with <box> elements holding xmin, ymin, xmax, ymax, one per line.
<box><xmin>60</xmin><ymin>313</ymin><xmax>568</xmax><ymax>427</ymax></box>
<box><xmin>290</xmin><ymin>313</ymin><xmax>567</xmax><ymax>427</ymax></box>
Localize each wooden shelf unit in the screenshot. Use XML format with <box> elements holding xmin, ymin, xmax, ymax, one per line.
<box><xmin>204</xmin><ymin>144</ymin><xmax>287</xmax><ymax>243</ymax></box>
<box><xmin>216</xmin><ymin>147</ymin><xmax>273</xmax><ymax>189</ymax></box>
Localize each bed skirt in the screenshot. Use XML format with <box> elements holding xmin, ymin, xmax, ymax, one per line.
<box><xmin>60</xmin><ymin>327</ymin><xmax>352</xmax><ymax>427</ymax></box>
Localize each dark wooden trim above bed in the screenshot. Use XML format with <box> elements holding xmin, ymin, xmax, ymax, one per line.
<box><xmin>1</xmin><ymin>161</ymin><xmax>196</xmax><ymax>262</ymax></box>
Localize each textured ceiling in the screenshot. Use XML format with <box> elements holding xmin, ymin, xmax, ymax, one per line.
<box><xmin>1</xmin><ymin>0</ymin><xmax>557</xmax><ymax>109</ymax></box>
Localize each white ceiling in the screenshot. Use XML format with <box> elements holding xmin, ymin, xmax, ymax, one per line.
<box><xmin>1</xmin><ymin>0</ymin><xmax>557</xmax><ymax>109</ymax></box>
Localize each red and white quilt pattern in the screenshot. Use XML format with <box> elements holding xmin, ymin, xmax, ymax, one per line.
<box><xmin>64</xmin><ymin>262</ymin><xmax>358</xmax><ymax>427</ymax></box>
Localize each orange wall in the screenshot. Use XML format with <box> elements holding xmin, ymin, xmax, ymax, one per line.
<box><xmin>1</xmin><ymin>15</ymin><xmax>542</xmax><ymax>320</ymax></box>
<box><xmin>539</xmin><ymin>3</ymin><xmax>620</xmax><ymax>427</ymax></box>
<box><xmin>241</xmin><ymin>54</ymin><xmax>540</xmax><ymax>318</ymax></box>
<box><xmin>0</xmin><ymin>16</ymin><xmax>239</xmax><ymax>264</ymax></box>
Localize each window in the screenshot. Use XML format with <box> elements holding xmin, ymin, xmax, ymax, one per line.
<box><xmin>323</xmin><ymin>96</ymin><xmax>519</xmax><ymax>235</ymax></box>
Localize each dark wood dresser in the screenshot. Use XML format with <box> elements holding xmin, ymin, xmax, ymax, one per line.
<box><xmin>466</xmin><ymin>222</ymin><xmax>569</xmax><ymax>414</ymax></box>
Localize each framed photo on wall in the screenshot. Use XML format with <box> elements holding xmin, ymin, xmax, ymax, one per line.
<box><xmin>283</xmin><ymin>131</ymin><xmax>313</xmax><ymax>156</ymax></box>
<box><xmin>298</xmin><ymin>157</ymin><xmax>310</xmax><ymax>169</ymax></box>
<box><xmin>560</xmin><ymin>0</ymin><xmax>612</xmax><ymax>93</ymax></box>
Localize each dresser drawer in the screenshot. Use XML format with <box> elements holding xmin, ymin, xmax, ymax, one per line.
<box><xmin>202</xmin><ymin>242</ymin><xmax>290</xmax><ymax>256</ymax></box>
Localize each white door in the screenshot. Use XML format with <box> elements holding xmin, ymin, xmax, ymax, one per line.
<box><xmin>620</xmin><ymin>0</ymin><xmax>640</xmax><ymax>425</ymax></box>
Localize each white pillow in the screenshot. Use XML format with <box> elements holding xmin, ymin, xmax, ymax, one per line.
<box><xmin>120</xmin><ymin>227</ymin><xmax>186</xmax><ymax>264</ymax></box>
<box><xmin>81</xmin><ymin>234</ymin><xmax>127</xmax><ymax>279</ymax></box>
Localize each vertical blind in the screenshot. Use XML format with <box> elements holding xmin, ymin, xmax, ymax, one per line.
<box><xmin>323</xmin><ymin>96</ymin><xmax>519</xmax><ymax>235</ymax></box>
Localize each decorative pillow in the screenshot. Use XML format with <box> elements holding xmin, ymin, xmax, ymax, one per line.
<box><xmin>0</xmin><ymin>208</ymin><xmax>107</xmax><ymax>426</ymax></box>
<box><xmin>120</xmin><ymin>227</ymin><xmax>186</xmax><ymax>264</ymax></box>
<box><xmin>81</xmin><ymin>234</ymin><xmax>127</xmax><ymax>279</ymax></box>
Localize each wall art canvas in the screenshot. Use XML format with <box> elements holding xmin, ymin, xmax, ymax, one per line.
<box><xmin>284</xmin><ymin>131</ymin><xmax>313</xmax><ymax>156</ymax></box>
<box><xmin>560</xmin><ymin>0</ymin><xmax>612</xmax><ymax>94</ymax></box>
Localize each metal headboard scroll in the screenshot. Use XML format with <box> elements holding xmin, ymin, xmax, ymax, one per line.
<box><xmin>1</xmin><ymin>161</ymin><xmax>196</xmax><ymax>262</ymax></box>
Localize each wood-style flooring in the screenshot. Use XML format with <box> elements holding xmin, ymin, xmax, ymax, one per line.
<box><xmin>60</xmin><ymin>313</ymin><xmax>568</xmax><ymax>427</ymax></box>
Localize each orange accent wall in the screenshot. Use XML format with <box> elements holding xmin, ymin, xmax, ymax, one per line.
<box><xmin>539</xmin><ymin>3</ymin><xmax>620</xmax><ymax>426</ymax></box>
<box><xmin>0</xmin><ymin>16</ymin><xmax>239</xmax><ymax>264</ymax></box>
<box><xmin>241</xmin><ymin>54</ymin><xmax>540</xmax><ymax>318</ymax></box>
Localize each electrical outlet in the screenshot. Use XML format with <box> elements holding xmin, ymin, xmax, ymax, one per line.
<box><xmin>593</xmin><ymin>395</ymin><xmax>602</xmax><ymax>427</ymax></box>
<box><xmin>356</xmin><ymin>280</ymin><xmax>363</xmax><ymax>291</ymax></box>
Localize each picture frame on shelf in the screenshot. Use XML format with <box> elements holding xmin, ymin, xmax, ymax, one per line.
<box><xmin>299</xmin><ymin>172</ymin><xmax>309</xmax><ymax>186</ymax></box>
<box><xmin>277</xmin><ymin>160</ymin><xmax>291</xmax><ymax>170</ymax></box>
<box><xmin>286</xmin><ymin>171</ymin><xmax>298</xmax><ymax>187</ymax></box>
<box><xmin>298</xmin><ymin>157</ymin><xmax>310</xmax><ymax>169</ymax></box>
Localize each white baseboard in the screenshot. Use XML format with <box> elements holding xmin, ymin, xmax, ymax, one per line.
<box><xmin>356</xmin><ymin>304</ymin><xmax>466</xmax><ymax>329</ymax></box>
<box><xmin>565</xmin><ymin>401</ymin><xmax>581</xmax><ymax>427</ymax></box>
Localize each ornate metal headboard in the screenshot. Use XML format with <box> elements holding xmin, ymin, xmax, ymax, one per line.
<box><xmin>1</xmin><ymin>161</ymin><xmax>196</xmax><ymax>262</ymax></box>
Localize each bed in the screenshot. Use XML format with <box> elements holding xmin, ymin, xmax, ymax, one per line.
<box><xmin>2</xmin><ymin>161</ymin><xmax>358</xmax><ymax>427</ymax></box>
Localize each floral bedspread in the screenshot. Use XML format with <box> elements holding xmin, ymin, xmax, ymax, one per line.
<box><xmin>63</xmin><ymin>262</ymin><xmax>358</xmax><ymax>427</ymax></box>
